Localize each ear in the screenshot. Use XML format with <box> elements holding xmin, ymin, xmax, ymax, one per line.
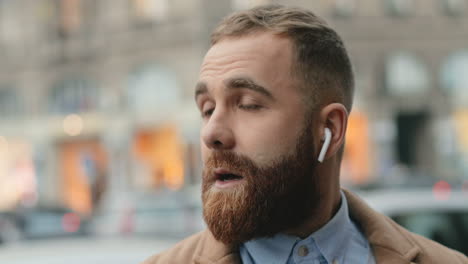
<box><xmin>318</xmin><ymin>103</ymin><xmax>348</xmax><ymax>161</ymax></box>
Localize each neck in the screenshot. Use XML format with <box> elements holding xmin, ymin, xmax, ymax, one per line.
<box><xmin>284</xmin><ymin>162</ymin><xmax>341</xmax><ymax>239</ymax></box>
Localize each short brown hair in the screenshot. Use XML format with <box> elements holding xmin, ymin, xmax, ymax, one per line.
<box><xmin>211</xmin><ymin>4</ymin><xmax>354</xmax><ymax>113</ymax></box>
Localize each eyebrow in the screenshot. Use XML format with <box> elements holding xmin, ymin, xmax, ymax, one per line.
<box><xmin>195</xmin><ymin>82</ymin><xmax>207</xmax><ymax>100</ymax></box>
<box><xmin>225</xmin><ymin>77</ymin><xmax>274</xmax><ymax>99</ymax></box>
<box><xmin>194</xmin><ymin>76</ymin><xmax>274</xmax><ymax>101</ymax></box>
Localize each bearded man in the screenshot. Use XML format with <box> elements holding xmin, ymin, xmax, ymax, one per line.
<box><xmin>142</xmin><ymin>4</ymin><xmax>467</xmax><ymax>264</ymax></box>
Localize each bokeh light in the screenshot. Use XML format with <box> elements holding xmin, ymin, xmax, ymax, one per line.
<box><xmin>63</xmin><ymin>114</ymin><xmax>84</xmax><ymax>136</ymax></box>
<box><xmin>432</xmin><ymin>180</ymin><xmax>452</xmax><ymax>200</ymax></box>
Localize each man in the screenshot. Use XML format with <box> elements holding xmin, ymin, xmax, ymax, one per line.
<box><xmin>143</xmin><ymin>4</ymin><xmax>467</xmax><ymax>264</ymax></box>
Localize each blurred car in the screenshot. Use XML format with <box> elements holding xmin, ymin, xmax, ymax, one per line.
<box><xmin>360</xmin><ymin>187</ymin><xmax>468</xmax><ymax>255</ymax></box>
<box><xmin>92</xmin><ymin>187</ymin><xmax>205</xmax><ymax>238</ymax></box>
<box><xmin>19</xmin><ymin>207</ymin><xmax>89</xmax><ymax>240</ymax></box>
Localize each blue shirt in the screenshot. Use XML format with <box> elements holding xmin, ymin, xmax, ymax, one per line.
<box><xmin>239</xmin><ymin>191</ymin><xmax>376</xmax><ymax>264</ymax></box>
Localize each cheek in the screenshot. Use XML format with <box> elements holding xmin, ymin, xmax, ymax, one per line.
<box><xmin>250</xmin><ymin>135</ymin><xmax>296</xmax><ymax>164</ymax></box>
<box><xmin>235</xmin><ymin>119</ymin><xmax>301</xmax><ymax>165</ymax></box>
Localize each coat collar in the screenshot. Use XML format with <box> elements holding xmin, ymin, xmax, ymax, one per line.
<box><xmin>193</xmin><ymin>230</ymin><xmax>242</xmax><ymax>264</ymax></box>
<box><xmin>343</xmin><ymin>189</ymin><xmax>421</xmax><ymax>263</ymax></box>
<box><xmin>195</xmin><ymin>189</ymin><xmax>421</xmax><ymax>264</ymax></box>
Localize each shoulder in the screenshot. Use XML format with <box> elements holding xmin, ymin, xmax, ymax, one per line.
<box><xmin>400</xmin><ymin>227</ymin><xmax>468</xmax><ymax>263</ymax></box>
<box><xmin>141</xmin><ymin>231</ymin><xmax>208</xmax><ymax>264</ymax></box>
<box><xmin>378</xmin><ymin>214</ymin><xmax>468</xmax><ymax>263</ymax></box>
<box><xmin>343</xmin><ymin>189</ymin><xmax>467</xmax><ymax>263</ymax></box>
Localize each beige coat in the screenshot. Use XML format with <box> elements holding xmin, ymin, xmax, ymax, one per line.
<box><xmin>142</xmin><ymin>190</ymin><xmax>467</xmax><ymax>264</ymax></box>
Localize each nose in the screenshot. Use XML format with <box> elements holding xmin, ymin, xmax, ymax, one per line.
<box><xmin>201</xmin><ymin>113</ymin><xmax>235</xmax><ymax>150</ymax></box>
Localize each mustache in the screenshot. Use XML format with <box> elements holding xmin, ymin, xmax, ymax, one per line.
<box><xmin>204</xmin><ymin>150</ymin><xmax>260</xmax><ymax>175</ymax></box>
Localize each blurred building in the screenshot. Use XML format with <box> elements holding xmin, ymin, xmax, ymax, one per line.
<box><xmin>0</xmin><ymin>0</ymin><xmax>207</xmax><ymax>215</ymax></box>
<box><xmin>308</xmin><ymin>0</ymin><xmax>468</xmax><ymax>186</ymax></box>
<box><xmin>0</xmin><ymin>0</ymin><xmax>467</xmax><ymax>219</ymax></box>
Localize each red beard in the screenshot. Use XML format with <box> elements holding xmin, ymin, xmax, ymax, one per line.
<box><xmin>202</xmin><ymin>124</ymin><xmax>321</xmax><ymax>245</ymax></box>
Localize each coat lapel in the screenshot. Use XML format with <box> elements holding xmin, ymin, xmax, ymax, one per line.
<box><xmin>343</xmin><ymin>189</ymin><xmax>421</xmax><ymax>264</ymax></box>
<box><xmin>193</xmin><ymin>231</ymin><xmax>241</xmax><ymax>264</ymax></box>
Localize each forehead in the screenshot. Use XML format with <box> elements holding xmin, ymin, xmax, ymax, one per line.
<box><xmin>199</xmin><ymin>32</ymin><xmax>295</xmax><ymax>86</ymax></box>
<box><xmin>205</xmin><ymin>31</ymin><xmax>292</xmax><ymax>62</ymax></box>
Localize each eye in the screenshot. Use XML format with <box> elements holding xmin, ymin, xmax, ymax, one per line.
<box><xmin>202</xmin><ymin>108</ymin><xmax>214</xmax><ymax>118</ymax></box>
<box><xmin>199</xmin><ymin>101</ymin><xmax>215</xmax><ymax>118</ymax></box>
<box><xmin>239</xmin><ymin>104</ymin><xmax>262</xmax><ymax>111</ymax></box>
<box><xmin>237</xmin><ymin>96</ymin><xmax>263</xmax><ymax>111</ymax></box>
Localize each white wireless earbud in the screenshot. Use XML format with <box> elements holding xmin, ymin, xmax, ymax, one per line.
<box><xmin>318</xmin><ymin>127</ymin><xmax>332</xmax><ymax>163</ymax></box>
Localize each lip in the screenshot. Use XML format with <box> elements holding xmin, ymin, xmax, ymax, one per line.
<box><xmin>213</xmin><ymin>168</ymin><xmax>236</xmax><ymax>175</ymax></box>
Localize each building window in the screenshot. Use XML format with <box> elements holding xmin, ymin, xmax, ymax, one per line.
<box><xmin>127</xmin><ymin>64</ymin><xmax>181</xmax><ymax>115</ymax></box>
<box><xmin>441</xmin><ymin>0</ymin><xmax>467</xmax><ymax>16</ymax></box>
<box><xmin>49</xmin><ymin>78</ymin><xmax>98</xmax><ymax>114</ymax></box>
<box><xmin>132</xmin><ymin>0</ymin><xmax>169</xmax><ymax>23</ymax></box>
<box><xmin>58</xmin><ymin>0</ymin><xmax>82</xmax><ymax>37</ymax></box>
<box><xmin>384</xmin><ymin>0</ymin><xmax>415</xmax><ymax>17</ymax></box>
<box><xmin>440</xmin><ymin>50</ymin><xmax>468</xmax><ymax>107</ymax></box>
<box><xmin>333</xmin><ymin>0</ymin><xmax>356</xmax><ymax>18</ymax></box>
<box><xmin>0</xmin><ymin>87</ymin><xmax>21</xmax><ymax>118</ymax></box>
<box><xmin>385</xmin><ymin>52</ymin><xmax>430</xmax><ymax>96</ymax></box>
<box><xmin>231</xmin><ymin>0</ymin><xmax>270</xmax><ymax>10</ymax></box>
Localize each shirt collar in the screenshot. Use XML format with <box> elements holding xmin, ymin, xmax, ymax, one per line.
<box><xmin>242</xmin><ymin>191</ymin><xmax>369</xmax><ymax>264</ymax></box>
<box><xmin>242</xmin><ymin>233</ymin><xmax>298</xmax><ymax>264</ymax></box>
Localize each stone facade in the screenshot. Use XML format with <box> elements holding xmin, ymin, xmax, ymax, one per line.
<box><xmin>0</xmin><ymin>0</ymin><xmax>467</xmax><ymax>213</ymax></box>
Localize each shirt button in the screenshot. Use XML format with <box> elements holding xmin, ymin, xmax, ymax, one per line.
<box><xmin>297</xmin><ymin>245</ymin><xmax>309</xmax><ymax>257</ymax></box>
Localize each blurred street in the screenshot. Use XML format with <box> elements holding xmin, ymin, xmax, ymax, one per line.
<box><xmin>0</xmin><ymin>237</ymin><xmax>176</xmax><ymax>264</ymax></box>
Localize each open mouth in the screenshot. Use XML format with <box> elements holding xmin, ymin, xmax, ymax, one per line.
<box><xmin>216</xmin><ymin>173</ymin><xmax>243</xmax><ymax>182</ymax></box>
<box><xmin>213</xmin><ymin>168</ymin><xmax>244</xmax><ymax>188</ymax></box>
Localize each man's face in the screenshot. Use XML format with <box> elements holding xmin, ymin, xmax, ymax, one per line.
<box><xmin>197</xmin><ymin>32</ymin><xmax>308</xmax><ymax>168</ymax></box>
<box><xmin>195</xmin><ymin>32</ymin><xmax>321</xmax><ymax>244</ymax></box>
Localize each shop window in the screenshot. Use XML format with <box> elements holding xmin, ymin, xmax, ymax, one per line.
<box><xmin>384</xmin><ymin>0</ymin><xmax>415</xmax><ymax>17</ymax></box>
<box><xmin>231</xmin><ymin>0</ymin><xmax>270</xmax><ymax>10</ymax></box>
<box><xmin>396</xmin><ymin>111</ymin><xmax>431</xmax><ymax>169</ymax></box>
<box><xmin>453</xmin><ymin>110</ymin><xmax>468</xmax><ymax>157</ymax></box>
<box><xmin>440</xmin><ymin>50</ymin><xmax>468</xmax><ymax>107</ymax></box>
<box><xmin>441</xmin><ymin>51</ymin><xmax>468</xmax><ymax>177</ymax></box>
<box><xmin>0</xmin><ymin>138</ymin><xmax>37</xmax><ymax>210</ymax></box>
<box><xmin>333</xmin><ymin>0</ymin><xmax>356</xmax><ymax>18</ymax></box>
<box><xmin>49</xmin><ymin>77</ymin><xmax>98</xmax><ymax>114</ymax></box>
<box><xmin>186</xmin><ymin>142</ymin><xmax>202</xmax><ymax>185</ymax></box>
<box><xmin>133</xmin><ymin>124</ymin><xmax>185</xmax><ymax>190</ymax></box>
<box><xmin>58</xmin><ymin>139</ymin><xmax>108</xmax><ymax>215</ymax></box>
<box><xmin>341</xmin><ymin>111</ymin><xmax>372</xmax><ymax>185</ymax></box>
<box><xmin>385</xmin><ymin>52</ymin><xmax>430</xmax><ymax>96</ymax></box>
<box><xmin>127</xmin><ymin>64</ymin><xmax>180</xmax><ymax>115</ymax></box>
